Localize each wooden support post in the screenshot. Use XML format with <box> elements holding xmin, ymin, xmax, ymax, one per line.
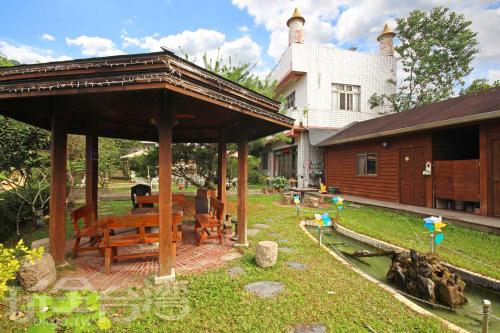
<box><xmin>237</xmin><ymin>119</ymin><xmax>248</xmax><ymax>246</ymax></box>
<box><xmin>479</xmin><ymin>124</ymin><xmax>489</xmax><ymax>216</ymax></box>
<box><xmin>217</xmin><ymin>131</ymin><xmax>227</xmax><ymax>219</ymax></box>
<box><xmin>49</xmin><ymin>111</ymin><xmax>67</xmax><ymax>265</ymax></box>
<box><xmin>85</xmin><ymin>135</ymin><xmax>98</xmax><ymax>222</ymax></box>
<box><xmin>156</xmin><ymin>92</ymin><xmax>175</xmax><ymax>282</ymax></box>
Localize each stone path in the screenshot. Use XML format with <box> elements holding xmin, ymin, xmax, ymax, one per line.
<box><xmin>268</xmin><ymin>232</ymin><xmax>280</xmax><ymax>238</ymax></box>
<box><xmin>292</xmin><ymin>325</ymin><xmax>327</xmax><ymax>333</ymax></box>
<box><xmin>277</xmin><ymin>239</ymin><xmax>290</xmax><ymax>244</ymax></box>
<box><xmin>228</xmin><ymin>266</ymin><xmax>245</xmax><ymax>277</ymax></box>
<box><xmin>253</xmin><ymin>223</ymin><xmax>271</xmax><ymax>229</ymax></box>
<box><xmin>286</xmin><ymin>261</ymin><xmax>307</xmax><ymax>270</ymax></box>
<box><xmin>279</xmin><ymin>246</ymin><xmax>295</xmax><ymax>253</ymax></box>
<box><xmin>244</xmin><ymin>281</ymin><xmax>284</xmax><ymax>298</ymax></box>
<box><xmin>247</xmin><ymin>228</ymin><xmax>261</xmax><ymax>237</ymax></box>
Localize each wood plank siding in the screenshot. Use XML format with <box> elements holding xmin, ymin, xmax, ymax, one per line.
<box><xmin>325</xmin><ymin>133</ymin><xmax>432</xmax><ymax>204</ymax></box>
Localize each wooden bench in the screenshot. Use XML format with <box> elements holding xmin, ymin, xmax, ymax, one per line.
<box><xmin>71</xmin><ymin>204</ymin><xmax>101</xmax><ymax>258</ymax></box>
<box><xmin>194</xmin><ymin>198</ymin><xmax>225</xmax><ymax>246</ymax></box>
<box><xmin>98</xmin><ymin>213</ymin><xmax>182</xmax><ymax>274</ymax></box>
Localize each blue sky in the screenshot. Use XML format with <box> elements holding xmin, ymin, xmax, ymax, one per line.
<box><xmin>1</xmin><ymin>0</ymin><xmax>499</xmax><ymax>84</ymax></box>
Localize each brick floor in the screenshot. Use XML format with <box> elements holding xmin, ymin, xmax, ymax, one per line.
<box><xmin>58</xmin><ymin>223</ymin><xmax>241</xmax><ymax>292</ymax></box>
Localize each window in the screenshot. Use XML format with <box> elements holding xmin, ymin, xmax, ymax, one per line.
<box><xmin>285</xmin><ymin>91</ymin><xmax>295</xmax><ymax>110</ymax></box>
<box><xmin>356</xmin><ymin>153</ymin><xmax>377</xmax><ymax>176</ymax></box>
<box><xmin>332</xmin><ymin>84</ymin><xmax>360</xmax><ymax>111</ymax></box>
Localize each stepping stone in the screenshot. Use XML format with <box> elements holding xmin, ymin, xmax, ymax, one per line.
<box><xmin>277</xmin><ymin>239</ymin><xmax>290</xmax><ymax>244</ymax></box>
<box><xmin>293</xmin><ymin>325</ymin><xmax>326</xmax><ymax>333</ymax></box>
<box><xmin>247</xmin><ymin>229</ymin><xmax>261</xmax><ymax>237</ymax></box>
<box><xmin>221</xmin><ymin>252</ymin><xmax>243</xmax><ymax>261</ymax></box>
<box><xmin>279</xmin><ymin>246</ymin><xmax>295</xmax><ymax>253</ymax></box>
<box><xmin>253</xmin><ymin>223</ymin><xmax>270</xmax><ymax>229</ymax></box>
<box><xmin>286</xmin><ymin>261</ymin><xmax>307</xmax><ymax>270</ymax></box>
<box><xmin>228</xmin><ymin>266</ymin><xmax>245</xmax><ymax>277</ymax></box>
<box><xmin>244</xmin><ymin>281</ymin><xmax>283</xmax><ymax>298</ymax></box>
<box><xmin>268</xmin><ymin>232</ymin><xmax>280</xmax><ymax>238</ymax></box>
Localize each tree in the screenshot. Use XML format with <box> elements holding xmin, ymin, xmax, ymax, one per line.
<box><xmin>370</xmin><ymin>7</ymin><xmax>479</xmax><ymax>112</ymax></box>
<box><xmin>459</xmin><ymin>78</ymin><xmax>500</xmax><ymax>95</ymax></box>
<box><xmin>164</xmin><ymin>53</ymin><xmax>278</xmax><ymax>186</ymax></box>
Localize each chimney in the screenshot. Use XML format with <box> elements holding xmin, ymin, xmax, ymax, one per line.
<box><xmin>377</xmin><ymin>23</ymin><xmax>396</xmax><ymax>56</ymax></box>
<box><xmin>287</xmin><ymin>7</ymin><xmax>305</xmax><ymax>45</ymax></box>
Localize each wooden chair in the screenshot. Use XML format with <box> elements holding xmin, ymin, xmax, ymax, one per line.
<box><xmin>194</xmin><ymin>198</ymin><xmax>224</xmax><ymax>246</ymax></box>
<box><xmin>71</xmin><ymin>205</ymin><xmax>100</xmax><ymax>258</ymax></box>
<box><xmin>135</xmin><ymin>194</ymin><xmax>185</xmax><ymax>211</ymax></box>
<box><xmin>98</xmin><ymin>213</ymin><xmax>182</xmax><ymax>274</ymax></box>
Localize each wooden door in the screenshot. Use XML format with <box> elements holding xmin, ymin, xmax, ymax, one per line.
<box><xmin>400</xmin><ymin>147</ymin><xmax>426</xmax><ymax>206</ymax></box>
<box><xmin>493</xmin><ymin>140</ymin><xmax>500</xmax><ymax>216</ymax></box>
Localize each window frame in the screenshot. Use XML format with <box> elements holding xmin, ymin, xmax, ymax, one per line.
<box><xmin>356</xmin><ymin>153</ymin><xmax>378</xmax><ymax>176</ymax></box>
<box><xmin>332</xmin><ymin>83</ymin><xmax>360</xmax><ymax>111</ymax></box>
<box><xmin>285</xmin><ymin>91</ymin><xmax>295</xmax><ymax>110</ymax></box>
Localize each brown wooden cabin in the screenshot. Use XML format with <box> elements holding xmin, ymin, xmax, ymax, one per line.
<box><xmin>319</xmin><ymin>88</ymin><xmax>500</xmax><ymax>218</ymax></box>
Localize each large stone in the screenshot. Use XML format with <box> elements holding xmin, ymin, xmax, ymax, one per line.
<box><xmin>255</xmin><ymin>241</ymin><xmax>278</xmax><ymax>268</ymax></box>
<box><xmin>18</xmin><ymin>253</ymin><xmax>57</xmax><ymax>292</ymax></box>
<box><xmin>303</xmin><ymin>196</ymin><xmax>319</xmax><ymax>208</ymax></box>
<box><xmin>244</xmin><ymin>281</ymin><xmax>283</xmax><ymax>298</ymax></box>
<box><xmin>31</xmin><ymin>238</ymin><xmax>50</xmax><ymax>252</ymax></box>
<box><xmin>387</xmin><ymin>250</ymin><xmax>467</xmax><ymax>308</ymax></box>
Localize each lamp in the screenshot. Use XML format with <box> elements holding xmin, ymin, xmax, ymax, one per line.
<box><xmin>382</xmin><ymin>141</ymin><xmax>388</xmax><ymax>148</ymax></box>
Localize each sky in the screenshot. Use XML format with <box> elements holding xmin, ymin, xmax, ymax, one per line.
<box><xmin>0</xmin><ymin>0</ymin><xmax>499</xmax><ymax>84</ymax></box>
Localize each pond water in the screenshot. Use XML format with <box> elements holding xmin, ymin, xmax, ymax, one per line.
<box><xmin>305</xmin><ymin>226</ymin><xmax>500</xmax><ymax>333</ymax></box>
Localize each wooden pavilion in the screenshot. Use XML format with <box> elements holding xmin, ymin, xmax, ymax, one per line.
<box><xmin>0</xmin><ymin>50</ymin><xmax>294</xmax><ymax>280</ymax></box>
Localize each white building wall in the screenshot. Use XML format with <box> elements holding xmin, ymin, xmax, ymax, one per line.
<box><xmin>269</xmin><ymin>42</ymin><xmax>396</xmax><ymax>187</ymax></box>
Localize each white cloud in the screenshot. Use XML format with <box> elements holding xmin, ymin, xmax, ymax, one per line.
<box><xmin>0</xmin><ymin>40</ymin><xmax>71</xmax><ymax>64</ymax></box>
<box><xmin>66</xmin><ymin>35</ymin><xmax>125</xmax><ymax>57</ymax></box>
<box><xmin>488</xmin><ymin>69</ymin><xmax>500</xmax><ymax>82</ymax></box>
<box><xmin>42</xmin><ymin>33</ymin><xmax>55</xmax><ymax>41</ymax></box>
<box><xmin>232</xmin><ymin>0</ymin><xmax>500</xmax><ymax>80</ymax></box>
<box><xmin>238</xmin><ymin>25</ymin><xmax>249</xmax><ymax>33</ymax></box>
<box><xmin>121</xmin><ymin>28</ymin><xmax>261</xmax><ymax>66</ymax></box>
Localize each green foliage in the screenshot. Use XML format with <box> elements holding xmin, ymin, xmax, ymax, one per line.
<box><xmin>370</xmin><ymin>7</ymin><xmax>479</xmax><ymax>112</ymax></box>
<box><xmin>0</xmin><ymin>117</ymin><xmax>50</xmax><ymax>175</ymax></box>
<box><xmin>27</xmin><ymin>290</ymin><xmax>111</xmax><ymax>332</ymax></box>
<box><xmin>201</xmin><ymin>53</ymin><xmax>277</xmax><ymax>99</ymax></box>
<box><xmin>459</xmin><ymin>78</ymin><xmax>500</xmax><ymax>95</ymax></box>
<box><xmin>0</xmin><ymin>240</ymin><xmax>44</xmax><ymax>298</ymax></box>
<box><xmin>269</xmin><ymin>176</ymin><xmax>289</xmax><ymax>189</ymax></box>
<box><xmin>0</xmin><ymin>55</ymin><xmax>19</xmax><ymax>67</ymax></box>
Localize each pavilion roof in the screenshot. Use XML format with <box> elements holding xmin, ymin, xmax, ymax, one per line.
<box><xmin>0</xmin><ymin>50</ymin><xmax>293</xmax><ymax>142</ymax></box>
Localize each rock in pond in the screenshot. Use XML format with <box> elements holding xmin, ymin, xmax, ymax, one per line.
<box><xmin>387</xmin><ymin>250</ymin><xmax>467</xmax><ymax>308</ymax></box>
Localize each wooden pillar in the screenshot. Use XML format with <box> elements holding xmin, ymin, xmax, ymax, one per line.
<box><xmin>85</xmin><ymin>135</ymin><xmax>98</xmax><ymax>221</ymax></box>
<box><xmin>49</xmin><ymin>111</ymin><xmax>67</xmax><ymax>265</ymax></box>
<box><xmin>237</xmin><ymin>119</ymin><xmax>248</xmax><ymax>246</ymax></box>
<box><xmin>479</xmin><ymin>124</ymin><xmax>489</xmax><ymax>216</ymax></box>
<box><xmin>157</xmin><ymin>92</ymin><xmax>175</xmax><ymax>281</ymax></box>
<box><xmin>217</xmin><ymin>131</ymin><xmax>227</xmax><ymax>218</ymax></box>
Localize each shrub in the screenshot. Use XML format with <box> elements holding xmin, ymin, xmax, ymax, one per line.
<box><xmin>0</xmin><ymin>239</ymin><xmax>44</xmax><ymax>298</ymax></box>
<box><xmin>270</xmin><ymin>176</ymin><xmax>289</xmax><ymax>189</ymax></box>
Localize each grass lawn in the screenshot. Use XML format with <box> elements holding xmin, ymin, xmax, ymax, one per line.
<box><xmin>1</xmin><ymin>194</ymin><xmax>450</xmax><ymax>332</ymax></box>
<box><xmin>333</xmin><ymin>203</ymin><xmax>500</xmax><ymax>280</ymax></box>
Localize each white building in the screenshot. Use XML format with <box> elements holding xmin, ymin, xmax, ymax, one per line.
<box><xmin>263</xmin><ymin>8</ymin><xmax>397</xmax><ymax>188</ymax></box>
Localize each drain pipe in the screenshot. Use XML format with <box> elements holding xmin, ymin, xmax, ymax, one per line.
<box><xmin>482</xmin><ymin>299</ymin><xmax>491</xmax><ymax>333</ymax></box>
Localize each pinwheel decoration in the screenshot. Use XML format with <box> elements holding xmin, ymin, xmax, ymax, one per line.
<box><xmin>332</xmin><ymin>196</ymin><xmax>344</xmax><ymax>221</ymax></box>
<box><xmin>314</xmin><ymin>212</ymin><xmax>332</xmax><ymax>245</ymax></box>
<box><xmin>293</xmin><ymin>194</ymin><xmax>301</xmax><ymax>216</ymax></box>
<box><xmin>423</xmin><ymin>216</ymin><xmax>446</xmax><ymax>252</ymax></box>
